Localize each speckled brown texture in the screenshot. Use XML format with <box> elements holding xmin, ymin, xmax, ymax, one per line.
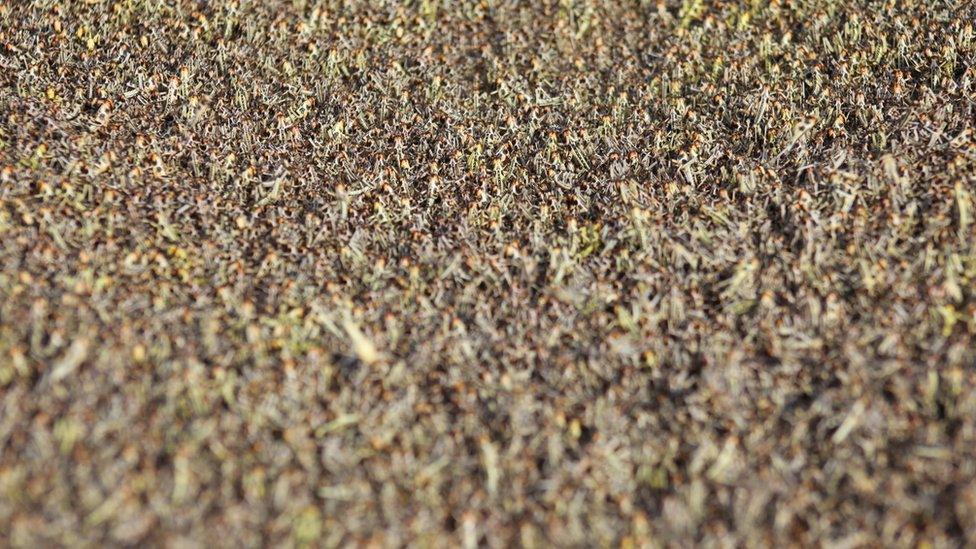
<box><xmin>2</xmin><ymin>0</ymin><xmax>976</xmax><ymax>546</ymax></box>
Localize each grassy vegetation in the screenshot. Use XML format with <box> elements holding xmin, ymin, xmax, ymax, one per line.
<box><xmin>1</xmin><ymin>0</ymin><xmax>975</xmax><ymax>545</ymax></box>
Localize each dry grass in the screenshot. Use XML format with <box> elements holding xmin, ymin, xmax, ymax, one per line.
<box><xmin>2</xmin><ymin>0</ymin><xmax>976</xmax><ymax>546</ymax></box>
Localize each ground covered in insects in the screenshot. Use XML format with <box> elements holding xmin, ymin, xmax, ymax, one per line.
<box><xmin>2</xmin><ymin>0</ymin><xmax>976</xmax><ymax>546</ymax></box>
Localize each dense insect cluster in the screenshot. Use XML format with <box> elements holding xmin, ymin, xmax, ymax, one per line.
<box><xmin>1</xmin><ymin>0</ymin><xmax>975</xmax><ymax>545</ymax></box>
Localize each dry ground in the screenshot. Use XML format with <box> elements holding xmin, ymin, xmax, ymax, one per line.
<box><xmin>2</xmin><ymin>0</ymin><xmax>976</xmax><ymax>546</ymax></box>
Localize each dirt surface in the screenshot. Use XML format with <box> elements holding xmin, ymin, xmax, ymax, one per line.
<box><xmin>2</xmin><ymin>0</ymin><xmax>976</xmax><ymax>546</ymax></box>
